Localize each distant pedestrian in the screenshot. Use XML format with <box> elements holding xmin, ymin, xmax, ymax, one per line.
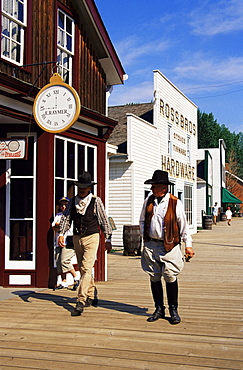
<box><xmin>226</xmin><ymin>207</ymin><xmax>232</xmax><ymax>226</ymax></box>
<box><xmin>212</xmin><ymin>202</ymin><xmax>219</xmax><ymax>225</ymax></box>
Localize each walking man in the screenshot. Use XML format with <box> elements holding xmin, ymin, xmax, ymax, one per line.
<box><xmin>58</xmin><ymin>171</ymin><xmax>112</xmax><ymax>316</ymax></box>
<box><xmin>139</xmin><ymin>170</ymin><xmax>195</xmax><ymax>324</ymax></box>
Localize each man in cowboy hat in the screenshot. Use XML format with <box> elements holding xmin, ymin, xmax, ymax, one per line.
<box><xmin>139</xmin><ymin>170</ymin><xmax>195</xmax><ymax>324</ymax></box>
<box><xmin>58</xmin><ymin>171</ymin><xmax>112</xmax><ymax>316</ymax></box>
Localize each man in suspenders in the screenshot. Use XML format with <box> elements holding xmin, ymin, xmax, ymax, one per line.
<box><xmin>58</xmin><ymin>171</ymin><xmax>112</xmax><ymax>316</ymax></box>
<box><xmin>139</xmin><ymin>170</ymin><xmax>195</xmax><ymax>324</ymax></box>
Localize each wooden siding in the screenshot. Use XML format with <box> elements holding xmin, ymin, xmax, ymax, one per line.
<box><xmin>0</xmin><ymin>0</ymin><xmax>107</xmax><ymax>114</ymax></box>
<box><xmin>108</xmin><ymin>162</ymin><xmax>132</xmax><ymax>246</ymax></box>
<box><xmin>108</xmin><ymin>116</ymin><xmax>160</xmax><ymax>247</ymax></box>
<box><xmin>154</xmin><ymin>71</ymin><xmax>198</xmax><ymax>233</ymax></box>
<box><xmin>197</xmin><ymin>184</ymin><xmax>206</xmax><ymax>227</ymax></box>
<box><xmin>79</xmin><ymin>27</ymin><xmax>106</xmax><ymax>113</ymax></box>
<box><xmin>128</xmin><ymin>115</ymin><xmax>160</xmax><ymax>227</ymax></box>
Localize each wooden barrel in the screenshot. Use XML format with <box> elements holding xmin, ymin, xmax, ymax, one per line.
<box><xmin>203</xmin><ymin>215</ymin><xmax>212</xmax><ymax>230</ymax></box>
<box><xmin>123</xmin><ymin>225</ymin><xmax>141</xmax><ymax>256</ymax></box>
<box><xmin>220</xmin><ymin>213</ymin><xmax>227</xmax><ymax>221</ymax></box>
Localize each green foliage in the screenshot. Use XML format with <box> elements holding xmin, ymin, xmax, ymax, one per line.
<box><xmin>198</xmin><ymin>109</ymin><xmax>243</xmax><ymax>178</ymax></box>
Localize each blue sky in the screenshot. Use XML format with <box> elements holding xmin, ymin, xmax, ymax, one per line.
<box><xmin>95</xmin><ymin>0</ymin><xmax>243</xmax><ymax>134</ymax></box>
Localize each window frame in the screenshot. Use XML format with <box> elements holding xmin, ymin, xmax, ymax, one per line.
<box><xmin>187</xmin><ymin>135</ymin><xmax>191</xmax><ymax>162</ymax></box>
<box><xmin>56</xmin><ymin>7</ymin><xmax>75</xmax><ymax>85</ymax></box>
<box><xmin>167</xmin><ymin>123</ymin><xmax>172</xmax><ymax>156</ymax></box>
<box><xmin>1</xmin><ymin>0</ymin><xmax>27</xmax><ymax>65</ymax></box>
<box><xmin>54</xmin><ymin>135</ymin><xmax>97</xmax><ymax>208</ymax></box>
<box><xmin>5</xmin><ymin>132</ymin><xmax>37</xmax><ymax>270</ymax></box>
<box><xmin>184</xmin><ymin>183</ymin><xmax>193</xmax><ymax>225</ymax></box>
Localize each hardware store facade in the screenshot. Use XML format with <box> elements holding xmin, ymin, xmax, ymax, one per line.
<box><xmin>108</xmin><ymin>70</ymin><xmax>198</xmax><ymax>246</ymax></box>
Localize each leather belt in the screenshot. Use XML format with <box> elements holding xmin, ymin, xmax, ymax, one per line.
<box><xmin>150</xmin><ymin>237</ymin><xmax>163</xmax><ymax>242</ymax></box>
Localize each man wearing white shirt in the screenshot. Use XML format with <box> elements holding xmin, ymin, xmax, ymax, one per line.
<box><xmin>140</xmin><ymin>170</ymin><xmax>195</xmax><ymax>324</ymax></box>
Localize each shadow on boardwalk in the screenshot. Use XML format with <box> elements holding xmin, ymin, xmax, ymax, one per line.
<box><xmin>0</xmin><ymin>217</ymin><xmax>242</xmax><ymax>369</ymax></box>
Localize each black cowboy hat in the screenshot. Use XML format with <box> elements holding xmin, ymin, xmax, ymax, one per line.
<box><xmin>144</xmin><ymin>170</ymin><xmax>173</xmax><ymax>185</ymax></box>
<box><xmin>74</xmin><ymin>171</ymin><xmax>97</xmax><ymax>188</ymax></box>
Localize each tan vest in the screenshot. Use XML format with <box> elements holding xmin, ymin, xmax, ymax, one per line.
<box><xmin>144</xmin><ymin>193</ymin><xmax>181</xmax><ymax>252</ymax></box>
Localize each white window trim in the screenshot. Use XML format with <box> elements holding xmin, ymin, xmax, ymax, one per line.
<box><xmin>57</xmin><ymin>9</ymin><xmax>74</xmax><ymax>55</ymax></box>
<box><xmin>168</xmin><ymin>123</ymin><xmax>172</xmax><ymax>156</ymax></box>
<box><xmin>57</xmin><ymin>9</ymin><xmax>74</xmax><ymax>84</ymax></box>
<box><xmin>54</xmin><ymin>135</ymin><xmax>97</xmax><ymax>202</ymax></box>
<box><xmin>187</xmin><ymin>135</ymin><xmax>191</xmax><ymax>162</ymax></box>
<box><xmin>184</xmin><ymin>183</ymin><xmax>193</xmax><ymax>225</ymax></box>
<box><xmin>1</xmin><ymin>0</ymin><xmax>27</xmax><ymax>65</ymax></box>
<box><xmin>5</xmin><ymin>132</ymin><xmax>37</xmax><ymax>270</ymax></box>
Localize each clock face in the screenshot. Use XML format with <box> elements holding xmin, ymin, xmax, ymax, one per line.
<box><xmin>34</xmin><ymin>83</ymin><xmax>80</xmax><ymax>133</ymax></box>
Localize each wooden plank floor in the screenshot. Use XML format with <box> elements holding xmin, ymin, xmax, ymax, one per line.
<box><xmin>0</xmin><ymin>218</ymin><xmax>243</xmax><ymax>369</ymax></box>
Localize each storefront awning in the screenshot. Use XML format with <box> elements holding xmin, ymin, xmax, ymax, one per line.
<box><xmin>222</xmin><ymin>188</ymin><xmax>242</xmax><ymax>203</ymax></box>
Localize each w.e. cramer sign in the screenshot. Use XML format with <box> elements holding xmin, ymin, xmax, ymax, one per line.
<box><xmin>0</xmin><ymin>138</ymin><xmax>28</xmax><ymax>159</ymax></box>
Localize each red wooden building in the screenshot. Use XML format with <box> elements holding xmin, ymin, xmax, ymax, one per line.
<box><xmin>0</xmin><ymin>0</ymin><xmax>125</xmax><ymax>287</ymax></box>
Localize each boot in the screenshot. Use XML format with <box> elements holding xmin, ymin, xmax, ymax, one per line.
<box><xmin>147</xmin><ymin>306</ymin><xmax>165</xmax><ymax>322</ymax></box>
<box><xmin>169</xmin><ymin>305</ymin><xmax>181</xmax><ymax>324</ymax></box>
<box><xmin>86</xmin><ymin>287</ymin><xmax>98</xmax><ymax>307</ymax></box>
<box><xmin>147</xmin><ymin>280</ymin><xmax>165</xmax><ymax>322</ymax></box>
<box><xmin>166</xmin><ymin>280</ymin><xmax>181</xmax><ymax>324</ymax></box>
<box><xmin>71</xmin><ymin>301</ymin><xmax>84</xmax><ymax>316</ymax></box>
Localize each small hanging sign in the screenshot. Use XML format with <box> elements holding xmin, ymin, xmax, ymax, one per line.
<box><xmin>0</xmin><ymin>137</ymin><xmax>28</xmax><ymax>159</ymax></box>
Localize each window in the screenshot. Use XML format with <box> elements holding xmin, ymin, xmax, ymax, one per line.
<box><xmin>169</xmin><ymin>182</ymin><xmax>175</xmax><ymax>195</ymax></box>
<box><xmin>184</xmin><ymin>184</ymin><xmax>193</xmax><ymax>225</ymax></box>
<box><xmin>5</xmin><ymin>134</ymin><xmax>37</xmax><ymax>269</ymax></box>
<box><xmin>57</xmin><ymin>9</ymin><xmax>74</xmax><ymax>84</ymax></box>
<box><xmin>187</xmin><ymin>135</ymin><xmax>191</xmax><ymax>162</ymax></box>
<box><xmin>1</xmin><ymin>0</ymin><xmax>27</xmax><ymax>64</ymax></box>
<box><xmin>177</xmin><ymin>191</ymin><xmax>183</xmax><ymax>201</ymax></box>
<box><xmin>168</xmin><ymin>124</ymin><xmax>172</xmax><ymax>156</ymax></box>
<box><xmin>54</xmin><ymin>136</ymin><xmax>97</xmax><ymax>208</ymax></box>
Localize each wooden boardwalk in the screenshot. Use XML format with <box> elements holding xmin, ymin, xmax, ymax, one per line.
<box><xmin>0</xmin><ymin>218</ymin><xmax>243</xmax><ymax>369</ymax></box>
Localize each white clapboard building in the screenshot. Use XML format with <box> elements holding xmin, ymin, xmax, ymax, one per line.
<box><xmin>108</xmin><ymin>70</ymin><xmax>198</xmax><ymax>246</ymax></box>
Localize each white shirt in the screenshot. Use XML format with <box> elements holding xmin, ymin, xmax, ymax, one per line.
<box><xmin>139</xmin><ymin>192</ymin><xmax>192</xmax><ymax>248</ymax></box>
<box><xmin>212</xmin><ymin>205</ymin><xmax>219</xmax><ymax>216</ymax></box>
<box><xmin>52</xmin><ymin>212</ymin><xmax>73</xmax><ymax>246</ymax></box>
<box><xmin>225</xmin><ymin>210</ymin><xmax>232</xmax><ymax>219</ymax></box>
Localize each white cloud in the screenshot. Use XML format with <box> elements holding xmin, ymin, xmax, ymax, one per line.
<box><xmin>189</xmin><ymin>0</ymin><xmax>243</xmax><ymax>35</ymax></box>
<box><xmin>109</xmin><ymin>80</ymin><xmax>153</xmax><ymax>106</ymax></box>
<box><xmin>174</xmin><ymin>54</ymin><xmax>243</xmax><ymax>84</ymax></box>
<box><xmin>115</xmin><ymin>36</ymin><xmax>170</xmax><ymax>66</ymax></box>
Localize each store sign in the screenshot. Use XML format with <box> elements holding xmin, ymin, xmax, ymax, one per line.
<box><xmin>161</xmin><ymin>154</ymin><xmax>195</xmax><ymax>181</ymax></box>
<box><xmin>159</xmin><ymin>98</ymin><xmax>196</xmax><ymax>136</ymax></box>
<box><xmin>0</xmin><ymin>138</ymin><xmax>28</xmax><ymax>159</ymax></box>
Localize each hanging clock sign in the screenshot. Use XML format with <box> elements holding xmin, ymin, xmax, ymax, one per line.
<box><xmin>33</xmin><ymin>73</ymin><xmax>81</xmax><ymax>133</ymax></box>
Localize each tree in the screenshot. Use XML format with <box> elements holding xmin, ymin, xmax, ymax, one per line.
<box><xmin>198</xmin><ymin>110</ymin><xmax>221</xmax><ymax>148</ymax></box>
<box><xmin>198</xmin><ymin>109</ymin><xmax>243</xmax><ymax>178</ymax></box>
<box><xmin>226</xmin><ymin>149</ymin><xmax>240</xmax><ymax>193</ymax></box>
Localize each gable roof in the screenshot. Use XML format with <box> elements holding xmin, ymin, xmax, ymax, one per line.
<box><xmin>108</xmin><ymin>103</ymin><xmax>154</xmax><ymax>146</ymax></box>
